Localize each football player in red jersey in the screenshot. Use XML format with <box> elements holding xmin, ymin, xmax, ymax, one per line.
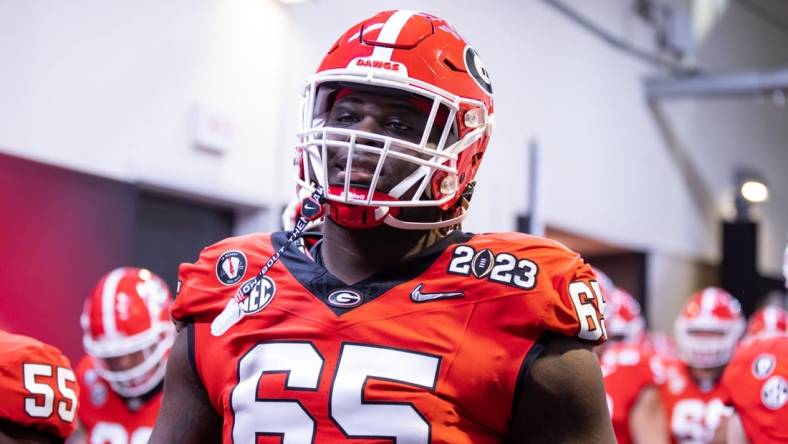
<box><xmin>713</xmin><ymin>247</ymin><xmax>788</xmax><ymax>444</ymax></box>
<box><xmin>597</xmin><ymin>282</ymin><xmax>669</xmax><ymax>444</ymax></box>
<box><xmin>742</xmin><ymin>305</ymin><xmax>787</xmax><ymax>343</ymax></box>
<box><xmin>0</xmin><ymin>329</ymin><xmax>79</xmax><ymax>443</ymax></box>
<box><xmin>150</xmin><ymin>10</ymin><xmax>614</xmax><ymax>443</ymax></box>
<box><xmin>73</xmin><ymin>268</ymin><xmax>174</xmax><ymax>444</ymax></box>
<box><xmin>660</xmin><ymin>287</ymin><xmax>745</xmax><ymax>443</ymax></box>
<box><xmin>716</xmin><ymin>333</ymin><xmax>788</xmax><ymax>443</ymax></box>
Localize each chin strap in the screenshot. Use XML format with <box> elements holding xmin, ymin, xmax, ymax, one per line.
<box><xmin>382</xmin><ymin>208</ymin><xmax>467</xmax><ymax>230</ymax></box>
<box><xmin>383</xmin><ymin>191</ymin><xmax>471</xmax><ymax>231</ymax></box>
<box><xmin>211</xmin><ymin>186</ymin><xmax>326</xmax><ymax>336</ymax></box>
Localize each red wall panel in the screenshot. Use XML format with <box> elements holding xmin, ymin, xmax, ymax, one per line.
<box><xmin>0</xmin><ymin>152</ymin><xmax>136</xmax><ymax>362</ymax></box>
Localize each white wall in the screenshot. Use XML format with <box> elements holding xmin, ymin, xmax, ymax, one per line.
<box><xmin>1</xmin><ymin>0</ymin><xmax>786</xmax><ymax>329</ymax></box>
<box><xmin>0</xmin><ymin>0</ymin><xmax>293</xmax><ymax>208</ymax></box>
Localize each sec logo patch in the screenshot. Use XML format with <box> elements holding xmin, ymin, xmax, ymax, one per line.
<box><xmin>238</xmin><ymin>276</ymin><xmax>276</xmax><ymax>315</ymax></box>
<box><xmin>761</xmin><ymin>375</ymin><xmax>788</xmax><ymax>410</ymax></box>
<box><xmin>216</xmin><ymin>250</ymin><xmax>247</xmax><ymax>286</ymax></box>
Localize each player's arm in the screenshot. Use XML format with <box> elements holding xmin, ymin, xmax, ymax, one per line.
<box><xmin>723</xmin><ymin>412</ymin><xmax>749</xmax><ymax>444</ymax></box>
<box><xmin>0</xmin><ymin>420</ymin><xmax>64</xmax><ymax>444</ymax></box>
<box><xmin>629</xmin><ymin>386</ymin><xmax>669</xmax><ymax>444</ymax></box>
<box><xmin>509</xmin><ymin>334</ymin><xmax>616</xmax><ymax>443</ymax></box>
<box><xmin>149</xmin><ymin>327</ymin><xmax>222</xmax><ymax>444</ymax></box>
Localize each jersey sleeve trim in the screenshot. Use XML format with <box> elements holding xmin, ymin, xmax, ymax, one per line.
<box><xmin>508</xmin><ymin>332</ymin><xmax>551</xmax><ymax>430</ymax></box>
<box><xmin>186</xmin><ymin>322</ymin><xmax>200</xmax><ymax>386</ymax></box>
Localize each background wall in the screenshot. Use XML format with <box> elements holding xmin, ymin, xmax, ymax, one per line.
<box><xmin>1</xmin><ymin>0</ymin><xmax>786</xmax><ymax>336</ymax></box>
<box><xmin>0</xmin><ymin>153</ymin><xmax>136</xmax><ymax>360</ymax></box>
<box><xmin>0</xmin><ymin>0</ymin><xmax>292</xmax><ymax>208</ymax></box>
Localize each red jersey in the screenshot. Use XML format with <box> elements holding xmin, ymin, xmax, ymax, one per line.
<box><xmin>172</xmin><ymin>231</ymin><xmax>607</xmax><ymax>443</ymax></box>
<box><xmin>601</xmin><ymin>342</ymin><xmax>664</xmax><ymax>444</ymax></box>
<box><xmin>720</xmin><ymin>335</ymin><xmax>788</xmax><ymax>443</ymax></box>
<box><xmin>659</xmin><ymin>359</ymin><xmax>728</xmax><ymax>444</ymax></box>
<box><xmin>75</xmin><ymin>356</ymin><xmax>162</xmax><ymax>444</ymax></box>
<box><xmin>0</xmin><ymin>329</ymin><xmax>79</xmax><ymax>439</ymax></box>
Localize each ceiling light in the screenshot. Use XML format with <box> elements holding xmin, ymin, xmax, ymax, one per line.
<box><xmin>740</xmin><ymin>180</ymin><xmax>769</xmax><ymax>203</ymax></box>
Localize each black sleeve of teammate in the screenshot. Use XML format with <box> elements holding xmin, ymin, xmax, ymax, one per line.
<box><xmin>0</xmin><ymin>420</ymin><xmax>63</xmax><ymax>444</ymax></box>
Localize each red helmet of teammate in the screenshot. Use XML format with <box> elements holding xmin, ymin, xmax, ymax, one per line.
<box><xmin>591</xmin><ymin>266</ymin><xmax>615</xmax><ymax>297</ymax></box>
<box><xmin>295</xmin><ymin>10</ymin><xmax>494</xmax><ymax>230</ymax></box>
<box><xmin>604</xmin><ymin>287</ymin><xmax>645</xmax><ymax>344</ymax></box>
<box><xmin>745</xmin><ymin>305</ymin><xmax>788</xmax><ymax>339</ymax></box>
<box><xmin>674</xmin><ymin>287</ymin><xmax>745</xmax><ymax>369</ymax></box>
<box><xmin>80</xmin><ymin>267</ymin><xmax>174</xmax><ymax>398</ymax></box>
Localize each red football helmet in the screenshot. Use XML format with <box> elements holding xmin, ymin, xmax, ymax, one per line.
<box><xmin>674</xmin><ymin>287</ymin><xmax>745</xmax><ymax>369</ymax></box>
<box><xmin>295</xmin><ymin>10</ymin><xmax>494</xmax><ymax>230</ymax></box>
<box><xmin>745</xmin><ymin>305</ymin><xmax>788</xmax><ymax>339</ymax></box>
<box><xmin>591</xmin><ymin>266</ymin><xmax>615</xmax><ymax>298</ymax></box>
<box><xmin>81</xmin><ymin>267</ymin><xmax>174</xmax><ymax>398</ymax></box>
<box><xmin>604</xmin><ymin>287</ymin><xmax>645</xmax><ymax>344</ymax></box>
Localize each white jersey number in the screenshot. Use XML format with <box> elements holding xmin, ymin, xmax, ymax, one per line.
<box><xmin>231</xmin><ymin>342</ymin><xmax>440</xmax><ymax>444</ymax></box>
<box><xmin>90</xmin><ymin>423</ymin><xmax>152</xmax><ymax>444</ymax></box>
<box><xmin>23</xmin><ymin>363</ymin><xmax>77</xmax><ymax>422</ymax></box>
<box><xmin>671</xmin><ymin>398</ymin><xmax>726</xmax><ymax>444</ymax></box>
<box><xmin>568</xmin><ymin>281</ymin><xmax>607</xmax><ymax>341</ymax></box>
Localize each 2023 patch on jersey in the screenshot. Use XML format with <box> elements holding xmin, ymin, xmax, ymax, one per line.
<box><xmin>172</xmin><ymin>231</ymin><xmax>606</xmax><ymax>444</ymax></box>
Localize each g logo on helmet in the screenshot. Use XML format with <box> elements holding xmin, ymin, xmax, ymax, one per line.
<box><xmin>238</xmin><ymin>276</ymin><xmax>276</xmax><ymax>314</ymax></box>
<box><xmin>464</xmin><ymin>46</ymin><xmax>493</xmax><ymax>95</ymax></box>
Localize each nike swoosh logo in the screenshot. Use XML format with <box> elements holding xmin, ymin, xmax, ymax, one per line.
<box><xmin>410</xmin><ymin>283</ymin><xmax>464</xmax><ymax>303</ymax></box>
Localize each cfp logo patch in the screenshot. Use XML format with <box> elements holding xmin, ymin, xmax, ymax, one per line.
<box><xmin>238</xmin><ymin>276</ymin><xmax>276</xmax><ymax>314</ymax></box>
<box><xmin>216</xmin><ymin>250</ymin><xmax>247</xmax><ymax>286</ymax></box>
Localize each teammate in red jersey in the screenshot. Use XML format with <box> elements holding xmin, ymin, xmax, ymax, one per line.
<box><xmin>660</xmin><ymin>287</ymin><xmax>745</xmax><ymax>443</ymax></box>
<box><xmin>597</xmin><ymin>281</ymin><xmax>669</xmax><ymax>444</ymax></box>
<box><xmin>641</xmin><ymin>331</ymin><xmax>678</xmax><ymax>360</ymax></box>
<box><xmin>0</xmin><ymin>330</ymin><xmax>79</xmax><ymax>443</ymax></box>
<box><xmin>742</xmin><ymin>305</ymin><xmax>787</xmax><ymax>343</ymax></box>
<box><xmin>73</xmin><ymin>268</ymin><xmax>174</xmax><ymax>444</ymax></box>
<box><xmin>717</xmin><ymin>334</ymin><xmax>788</xmax><ymax>443</ymax></box>
<box><xmin>714</xmin><ymin>246</ymin><xmax>788</xmax><ymax>444</ymax></box>
<box><xmin>151</xmin><ymin>10</ymin><xmax>614</xmax><ymax>443</ymax></box>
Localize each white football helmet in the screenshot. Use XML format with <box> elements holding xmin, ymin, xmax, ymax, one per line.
<box><xmin>674</xmin><ymin>287</ymin><xmax>745</xmax><ymax>369</ymax></box>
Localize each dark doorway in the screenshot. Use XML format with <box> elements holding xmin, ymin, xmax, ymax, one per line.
<box><xmin>132</xmin><ymin>192</ymin><xmax>235</xmax><ymax>290</ymax></box>
<box><xmin>585</xmin><ymin>253</ymin><xmax>648</xmax><ymax>320</ymax></box>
